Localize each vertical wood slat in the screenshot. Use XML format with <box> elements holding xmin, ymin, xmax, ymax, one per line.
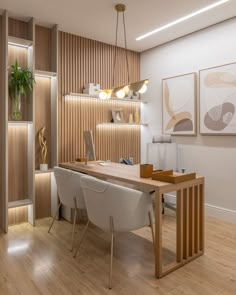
<box><xmin>189</xmin><ymin>186</ymin><xmax>195</xmax><ymax>257</ymax></box>
<box><xmin>194</xmin><ymin>185</ymin><xmax>201</xmax><ymax>253</ymax></box>
<box><xmin>58</xmin><ymin>31</ymin><xmax>140</xmax><ymax>164</ymax></box>
<box><xmin>155</xmin><ymin>190</ymin><xmax>163</xmax><ymax>277</ymax></box>
<box><xmin>183</xmin><ymin>188</ymin><xmax>189</xmax><ymax>259</ymax></box>
<box><xmin>176</xmin><ymin>189</ymin><xmax>183</xmax><ymax>263</ymax></box>
<box><xmin>199</xmin><ymin>183</ymin><xmax>205</xmax><ymax>252</ymax></box>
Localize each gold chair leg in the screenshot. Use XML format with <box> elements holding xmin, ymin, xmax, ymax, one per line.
<box><xmin>148</xmin><ymin>211</ymin><xmax>155</xmax><ymax>253</ymax></box>
<box><xmin>48</xmin><ymin>202</ymin><xmax>61</xmax><ymax>233</ymax></box>
<box><xmin>73</xmin><ymin>220</ymin><xmax>90</xmax><ymax>258</ymax></box>
<box><xmin>109</xmin><ymin>216</ymin><xmax>114</xmax><ymax>289</ymax></box>
<box><xmin>71</xmin><ymin>198</ymin><xmax>78</xmax><ymax>251</ymax></box>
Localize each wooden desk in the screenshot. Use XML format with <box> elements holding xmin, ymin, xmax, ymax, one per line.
<box><xmin>60</xmin><ymin>161</ymin><xmax>205</xmax><ymax>278</ymax></box>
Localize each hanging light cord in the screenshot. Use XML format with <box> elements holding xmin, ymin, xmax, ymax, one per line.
<box><xmin>123</xmin><ymin>10</ymin><xmax>130</xmax><ymax>84</ymax></box>
<box><xmin>112</xmin><ymin>8</ymin><xmax>130</xmax><ymax>87</ymax></box>
<box><xmin>112</xmin><ymin>10</ymin><xmax>119</xmax><ymax>87</ymax></box>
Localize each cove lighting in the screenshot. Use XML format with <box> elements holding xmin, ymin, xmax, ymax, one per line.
<box><xmin>136</xmin><ymin>0</ymin><xmax>230</xmax><ymax>41</ymax></box>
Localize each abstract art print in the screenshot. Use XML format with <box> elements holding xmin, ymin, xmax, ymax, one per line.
<box><xmin>162</xmin><ymin>73</ymin><xmax>196</xmax><ymax>135</ymax></box>
<box><xmin>200</xmin><ymin>63</ymin><xmax>236</xmax><ymax>134</ymax></box>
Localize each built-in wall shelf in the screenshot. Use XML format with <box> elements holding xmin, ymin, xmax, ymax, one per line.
<box><xmin>35</xmin><ymin>70</ymin><xmax>57</xmax><ymax>78</ymax></box>
<box><xmin>65</xmin><ymin>93</ymin><xmax>147</xmax><ymax>104</ymax></box>
<box><xmin>8</xmin><ymin>199</ymin><xmax>33</xmax><ymax>209</ymax></box>
<box><xmin>35</xmin><ymin>169</ymin><xmax>54</xmax><ymax>174</ymax></box>
<box><xmin>8</xmin><ymin>36</ymin><xmax>33</xmax><ymax>48</ymax></box>
<box><xmin>97</xmin><ymin>123</ymin><xmax>148</xmax><ymax>127</ymax></box>
<box><xmin>8</xmin><ymin>121</ymin><xmax>33</xmax><ymax>125</ymax></box>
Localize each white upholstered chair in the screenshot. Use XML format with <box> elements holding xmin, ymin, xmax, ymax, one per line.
<box><xmin>48</xmin><ymin>167</ymin><xmax>86</xmax><ymax>251</ymax></box>
<box><xmin>74</xmin><ymin>175</ymin><xmax>155</xmax><ymax>289</ymax></box>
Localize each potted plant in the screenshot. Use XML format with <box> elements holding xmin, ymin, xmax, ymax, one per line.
<box><xmin>8</xmin><ymin>60</ymin><xmax>35</xmax><ymax>120</ymax></box>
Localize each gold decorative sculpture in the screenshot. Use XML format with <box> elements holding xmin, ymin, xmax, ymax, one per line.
<box><xmin>38</xmin><ymin>126</ymin><xmax>48</xmax><ymax>170</ymax></box>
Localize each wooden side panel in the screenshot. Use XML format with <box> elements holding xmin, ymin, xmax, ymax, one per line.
<box><xmin>35</xmin><ymin>25</ymin><xmax>51</xmax><ymax>71</ymax></box>
<box><xmin>8</xmin><ymin>18</ymin><xmax>29</xmax><ymax>39</ymax></box>
<box><xmin>35</xmin><ymin>77</ymin><xmax>51</xmax><ymax>169</ymax></box>
<box><xmin>58</xmin><ymin>32</ymin><xmax>140</xmax><ymax>163</ymax></box>
<box><xmin>8</xmin><ymin>125</ymin><xmax>28</xmax><ymax>202</ymax></box>
<box><xmin>176</xmin><ymin>189</ymin><xmax>183</xmax><ymax>263</ymax></box>
<box><xmin>8</xmin><ymin>206</ymin><xmax>28</xmax><ymax>225</ymax></box>
<box><xmin>35</xmin><ymin>174</ymin><xmax>51</xmax><ymax>219</ymax></box>
<box><xmin>0</xmin><ymin>12</ymin><xmax>8</xmax><ymax>232</ymax></box>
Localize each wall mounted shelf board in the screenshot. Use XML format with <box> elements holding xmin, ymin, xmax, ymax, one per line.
<box><xmin>97</xmin><ymin>123</ymin><xmax>148</xmax><ymax>127</ymax></box>
<box><xmin>35</xmin><ymin>70</ymin><xmax>57</xmax><ymax>78</ymax></box>
<box><xmin>35</xmin><ymin>169</ymin><xmax>54</xmax><ymax>174</ymax></box>
<box><xmin>8</xmin><ymin>198</ymin><xmax>33</xmax><ymax>209</ymax></box>
<box><xmin>65</xmin><ymin>93</ymin><xmax>147</xmax><ymax>104</ymax></box>
<box><xmin>8</xmin><ymin>36</ymin><xmax>33</xmax><ymax>48</ymax></box>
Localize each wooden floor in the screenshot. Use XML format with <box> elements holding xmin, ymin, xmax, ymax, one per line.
<box><xmin>0</xmin><ymin>212</ymin><xmax>236</xmax><ymax>295</ymax></box>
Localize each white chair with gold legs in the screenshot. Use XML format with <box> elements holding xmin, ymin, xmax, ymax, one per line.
<box><xmin>74</xmin><ymin>175</ymin><xmax>155</xmax><ymax>289</ymax></box>
<box><xmin>48</xmin><ymin>167</ymin><xmax>86</xmax><ymax>251</ymax></box>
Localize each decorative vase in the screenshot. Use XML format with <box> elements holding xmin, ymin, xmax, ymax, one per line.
<box><xmin>134</xmin><ymin>107</ymin><xmax>140</xmax><ymax>124</ymax></box>
<box><xmin>12</xmin><ymin>92</ymin><xmax>22</xmax><ymax>120</ymax></box>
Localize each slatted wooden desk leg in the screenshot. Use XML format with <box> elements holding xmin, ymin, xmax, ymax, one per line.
<box><xmin>155</xmin><ymin>190</ymin><xmax>163</xmax><ymax>278</ymax></box>
<box><xmin>156</xmin><ymin>179</ymin><xmax>205</xmax><ymax>278</ymax></box>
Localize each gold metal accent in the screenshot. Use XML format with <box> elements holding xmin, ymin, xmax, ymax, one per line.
<box><xmin>115</xmin><ymin>4</ymin><xmax>126</xmax><ymax>12</ymax></box>
<box><xmin>38</xmin><ymin>126</ymin><xmax>47</xmax><ymax>164</ymax></box>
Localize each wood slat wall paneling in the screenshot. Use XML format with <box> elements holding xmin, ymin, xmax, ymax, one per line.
<box><xmin>8</xmin><ymin>125</ymin><xmax>29</xmax><ymax>202</ymax></box>
<box><xmin>8</xmin><ymin>206</ymin><xmax>28</xmax><ymax>226</ymax></box>
<box><xmin>0</xmin><ymin>12</ymin><xmax>8</xmax><ymax>232</ymax></box>
<box><xmin>35</xmin><ymin>173</ymin><xmax>51</xmax><ymax>218</ymax></box>
<box><xmin>35</xmin><ymin>25</ymin><xmax>51</xmax><ymax>71</ymax></box>
<box><xmin>8</xmin><ymin>18</ymin><xmax>29</xmax><ymax>40</ymax></box>
<box><xmin>59</xmin><ymin>31</ymin><xmax>140</xmax><ymax>163</ymax></box>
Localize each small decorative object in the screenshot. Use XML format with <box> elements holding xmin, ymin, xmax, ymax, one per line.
<box><xmin>111</xmin><ymin>108</ymin><xmax>125</xmax><ymax>123</ymax></box>
<box><xmin>152</xmin><ymin>170</ymin><xmax>196</xmax><ymax>184</ymax></box>
<box><xmin>200</xmin><ymin>62</ymin><xmax>236</xmax><ymax>134</ymax></box>
<box><xmin>83</xmin><ymin>83</ymin><xmax>100</xmax><ymax>95</ymax></box>
<box><xmin>162</xmin><ymin>73</ymin><xmax>196</xmax><ymax>135</ymax></box>
<box><xmin>140</xmin><ymin>164</ymin><xmax>153</xmax><ymax>178</ymax></box>
<box><xmin>134</xmin><ymin>107</ymin><xmax>140</xmax><ymax>124</ymax></box>
<box><xmin>38</xmin><ymin>126</ymin><xmax>48</xmax><ymax>171</ymax></box>
<box><xmin>8</xmin><ymin>60</ymin><xmax>35</xmax><ymax>120</ymax></box>
<box><xmin>128</xmin><ymin>113</ymin><xmax>134</xmax><ymax>124</ymax></box>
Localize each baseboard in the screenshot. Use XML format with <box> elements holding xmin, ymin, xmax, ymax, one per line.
<box><xmin>205</xmin><ymin>204</ymin><xmax>236</xmax><ymax>224</ymax></box>
<box><xmin>164</xmin><ymin>193</ymin><xmax>236</xmax><ymax>224</ymax></box>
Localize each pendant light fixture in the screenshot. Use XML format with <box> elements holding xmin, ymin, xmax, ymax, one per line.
<box><xmin>99</xmin><ymin>3</ymin><xmax>149</xmax><ymax>100</ymax></box>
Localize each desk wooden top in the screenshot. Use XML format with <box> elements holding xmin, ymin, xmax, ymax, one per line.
<box><xmin>59</xmin><ymin>161</ymin><xmax>204</xmax><ymax>193</ymax></box>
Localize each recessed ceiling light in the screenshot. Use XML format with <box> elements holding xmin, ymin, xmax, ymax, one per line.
<box><xmin>136</xmin><ymin>0</ymin><xmax>230</xmax><ymax>41</ymax></box>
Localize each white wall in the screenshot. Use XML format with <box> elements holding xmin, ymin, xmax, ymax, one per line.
<box><xmin>140</xmin><ymin>18</ymin><xmax>236</xmax><ymax>223</ymax></box>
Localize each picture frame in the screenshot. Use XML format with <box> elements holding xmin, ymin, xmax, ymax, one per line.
<box><xmin>199</xmin><ymin>62</ymin><xmax>236</xmax><ymax>135</ymax></box>
<box><xmin>162</xmin><ymin>72</ymin><xmax>197</xmax><ymax>136</ymax></box>
<box><xmin>111</xmin><ymin>108</ymin><xmax>125</xmax><ymax>123</ymax></box>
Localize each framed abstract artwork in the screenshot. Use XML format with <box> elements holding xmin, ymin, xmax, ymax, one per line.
<box><xmin>162</xmin><ymin>73</ymin><xmax>196</xmax><ymax>135</ymax></box>
<box><xmin>200</xmin><ymin>62</ymin><xmax>236</xmax><ymax>135</ymax></box>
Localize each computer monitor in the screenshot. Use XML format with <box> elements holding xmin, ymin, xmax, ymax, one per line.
<box><xmin>84</xmin><ymin>130</ymin><xmax>96</xmax><ymax>165</ymax></box>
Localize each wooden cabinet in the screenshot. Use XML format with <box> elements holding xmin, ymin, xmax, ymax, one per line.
<box><xmin>0</xmin><ymin>11</ymin><xmax>58</xmax><ymax>232</ymax></box>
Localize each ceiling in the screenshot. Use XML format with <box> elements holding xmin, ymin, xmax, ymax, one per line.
<box><xmin>0</xmin><ymin>0</ymin><xmax>236</xmax><ymax>52</ymax></box>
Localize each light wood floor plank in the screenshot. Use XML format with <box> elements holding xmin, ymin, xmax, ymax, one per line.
<box><xmin>0</xmin><ymin>214</ymin><xmax>235</xmax><ymax>294</ymax></box>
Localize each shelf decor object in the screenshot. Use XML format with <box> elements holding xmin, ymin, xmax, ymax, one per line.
<box><xmin>162</xmin><ymin>72</ymin><xmax>197</xmax><ymax>136</ymax></box>
<box><xmin>38</xmin><ymin>126</ymin><xmax>48</xmax><ymax>171</ymax></box>
<box><xmin>200</xmin><ymin>62</ymin><xmax>236</xmax><ymax>135</ymax></box>
<box><xmin>8</xmin><ymin>60</ymin><xmax>35</xmax><ymax>120</ymax></box>
<box><xmin>152</xmin><ymin>170</ymin><xmax>196</xmax><ymax>183</ymax></box>
<box><xmin>140</xmin><ymin>164</ymin><xmax>153</xmax><ymax>178</ymax></box>
<box><xmin>98</xmin><ymin>4</ymin><xmax>149</xmax><ymax>100</ymax></box>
